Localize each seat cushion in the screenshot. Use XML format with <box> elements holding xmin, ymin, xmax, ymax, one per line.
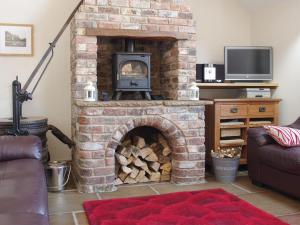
<box><xmin>0</xmin><ymin>213</ymin><xmax>48</xmax><ymax>225</ymax></box>
<box><xmin>0</xmin><ymin>159</ymin><xmax>48</xmax><ymax>216</ymax></box>
<box><xmin>259</xmin><ymin>144</ymin><xmax>300</xmax><ymax>175</ymax></box>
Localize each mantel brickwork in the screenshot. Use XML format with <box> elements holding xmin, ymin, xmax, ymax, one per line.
<box><xmin>70</xmin><ymin>0</ymin><xmax>197</xmax><ymax>100</ymax></box>
<box><xmin>70</xmin><ymin>0</ymin><xmax>205</xmax><ymax>193</ymax></box>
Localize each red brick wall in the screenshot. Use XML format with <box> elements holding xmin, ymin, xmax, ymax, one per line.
<box><xmin>70</xmin><ymin>0</ymin><xmax>202</xmax><ymax>193</ymax></box>
<box><xmin>73</xmin><ymin>101</ymin><xmax>206</xmax><ymax>193</ymax></box>
<box><xmin>71</xmin><ymin>0</ymin><xmax>197</xmax><ymax>101</ymax></box>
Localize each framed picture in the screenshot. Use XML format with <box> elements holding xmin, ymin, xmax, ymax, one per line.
<box><xmin>0</xmin><ymin>23</ymin><xmax>33</xmax><ymax>56</ymax></box>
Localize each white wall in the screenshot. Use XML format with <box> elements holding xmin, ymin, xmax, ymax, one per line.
<box><xmin>6</xmin><ymin>0</ymin><xmax>297</xmax><ymax>160</ymax></box>
<box><xmin>250</xmin><ymin>0</ymin><xmax>300</xmax><ymax>124</ymax></box>
<box><xmin>0</xmin><ymin>0</ymin><xmax>77</xmax><ymax>160</ymax></box>
<box><xmin>186</xmin><ymin>0</ymin><xmax>252</xmax><ymax>64</ymax></box>
<box><xmin>0</xmin><ymin>0</ymin><xmax>253</xmax><ymax>159</ymax></box>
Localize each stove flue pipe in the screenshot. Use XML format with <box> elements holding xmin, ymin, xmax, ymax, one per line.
<box><xmin>125</xmin><ymin>39</ymin><xmax>135</xmax><ymax>53</ymax></box>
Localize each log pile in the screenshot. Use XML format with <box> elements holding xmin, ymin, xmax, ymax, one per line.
<box><xmin>114</xmin><ymin>134</ymin><xmax>172</xmax><ymax>185</ymax></box>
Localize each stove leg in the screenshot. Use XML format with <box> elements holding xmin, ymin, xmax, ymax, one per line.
<box><xmin>115</xmin><ymin>92</ymin><xmax>122</xmax><ymax>100</ymax></box>
<box><xmin>145</xmin><ymin>92</ymin><xmax>151</xmax><ymax>100</ymax></box>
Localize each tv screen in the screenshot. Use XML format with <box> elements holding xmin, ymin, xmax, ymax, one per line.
<box><xmin>225</xmin><ymin>47</ymin><xmax>273</xmax><ymax>81</ymax></box>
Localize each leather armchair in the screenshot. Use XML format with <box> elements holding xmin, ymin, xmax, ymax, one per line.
<box><xmin>0</xmin><ymin>136</ymin><xmax>49</xmax><ymax>225</ymax></box>
<box><xmin>247</xmin><ymin>117</ymin><xmax>300</xmax><ymax>199</ymax></box>
<box><xmin>0</xmin><ymin>135</ymin><xmax>42</xmax><ymax>161</ymax></box>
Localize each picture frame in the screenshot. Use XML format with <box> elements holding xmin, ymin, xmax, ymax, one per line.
<box><xmin>0</xmin><ymin>23</ymin><xmax>33</xmax><ymax>56</ymax></box>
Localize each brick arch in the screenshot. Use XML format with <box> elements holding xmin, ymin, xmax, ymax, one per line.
<box><xmin>107</xmin><ymin>116</ymin><xmax>188</xmax><ymax>154</ymax></box>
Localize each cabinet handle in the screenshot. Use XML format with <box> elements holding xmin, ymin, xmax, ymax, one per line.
<box><xmin>230</xmin><ymin>107</ymin><xmax>238</xmax><ymax>113</ymax></box>
<box><xmin>259</xmin><ymin>106</ymin><xmax>266</xmax><ymax>112</ymax></box>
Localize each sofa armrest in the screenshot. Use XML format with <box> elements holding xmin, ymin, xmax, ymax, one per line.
<box><xmin>289</xmin><ymin>117</ymin><xmax>300</xmax><ymax>129</ymax></box>
<box><xmin>0</xmin><ymin>136</ymin><xmax>42</xmax><ymax>162</ymax></box>
<box><xmin>248</xmin><ymin>127</ymin><xmax>275</xmax><ymax>146</ymax></box>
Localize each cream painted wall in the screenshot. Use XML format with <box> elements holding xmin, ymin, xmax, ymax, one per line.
<box><xmin>250</xmin><ymin>0</ymin><xmax>300</xmax><ymax>124</ymax></box>
<box><xmin>3</xmin><ymin>0</ymin><xmax>298</xmax><ymax>157</ymax></box>
<box><xmin>0</xmin><ymin>0</ymin><xmax>77</xmax><ymax>160</ymax></box>
<box><xmin>186</xmin><ymin>0</ymin><xmax>252</xmax><ymax>99</ymax></box>
<box><xmin>186</xmin><ymin>0</ymin><xmax>252</xmax><ymax>64</ymax></box>
<box><xmin>0</xmin><ymin>0</ymin><xmax>257</xmax><ymax>159</ymax></box>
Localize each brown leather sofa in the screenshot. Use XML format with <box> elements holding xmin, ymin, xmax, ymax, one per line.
<box><xmin>0</xmin><ymin>136</ymin><xmax>49</xmax><ymax>225</ymax></box>
<box><xmin>247</xmin><ymin>117</ymin><xmax>300</xmax><ymax>199</ymax></box>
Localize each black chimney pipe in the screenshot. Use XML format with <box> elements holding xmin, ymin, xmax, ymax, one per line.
<box><xmin>125</xmin><ymin>39</ymin><xmax>135</xmax><ymax>53</ymax></box>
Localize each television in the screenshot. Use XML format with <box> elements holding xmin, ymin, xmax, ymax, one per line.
<box><xmin>225</xmin><ymin>46</ymin><xmax>273</xmax><ymax>81</ymax></box>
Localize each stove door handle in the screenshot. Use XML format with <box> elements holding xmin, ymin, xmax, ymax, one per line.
<box><xmin>130</xmin><ymin>81</ymin><xmax>138</xmax><ymax>86</ymax></box>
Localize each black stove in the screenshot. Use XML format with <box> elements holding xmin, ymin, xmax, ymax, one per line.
<box><xmin>112</xmin><ymin>40</ymin><xmax>151</xmax><ymax>100</ymax></box>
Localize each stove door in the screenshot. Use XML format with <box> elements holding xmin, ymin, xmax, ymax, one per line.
<box><xmin>120</xmin><ymin>60</ymin><xmax>148</xmax><ymax>78</ymax></box>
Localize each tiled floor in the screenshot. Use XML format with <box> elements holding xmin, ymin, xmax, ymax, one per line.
<box><xmin>49</xmin><ymin>175</ymin><xmax>300</xmax><ymax>225</ymax></box>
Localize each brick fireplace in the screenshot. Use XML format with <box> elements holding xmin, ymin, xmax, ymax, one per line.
<box><xmin>71</xmin><ymin>0</ymin><xmax>212</xmax><ymax>193</ymax></box>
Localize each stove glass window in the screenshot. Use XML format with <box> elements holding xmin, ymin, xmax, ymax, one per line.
<box><xmin>120</xmin><ymin>61</ymin><xmax>148</xmax><ymax>78</ymax></box>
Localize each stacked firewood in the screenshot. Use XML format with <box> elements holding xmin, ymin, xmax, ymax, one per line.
<box><xmin>114</xmin><ymin>134</ymin><xmax>172</xmax><ymax>185</ymax></box>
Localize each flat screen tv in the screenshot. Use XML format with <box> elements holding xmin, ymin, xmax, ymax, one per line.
<box><xmin>225</xmin><ymin>46</ymin><xmax>273</xmax><ymax>81</ymax></box>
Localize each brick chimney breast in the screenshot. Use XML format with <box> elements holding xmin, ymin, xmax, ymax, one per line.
<box><xmin>70</xmin><ymin>0</ymin><xmax>210</xmax><ymax>193</ymax></box>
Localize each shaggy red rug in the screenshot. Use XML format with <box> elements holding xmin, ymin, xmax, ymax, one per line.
<box><xmin>83</xmin><ymin>189</ymin><xmax>288</xmax><ymax>225</ymax></box>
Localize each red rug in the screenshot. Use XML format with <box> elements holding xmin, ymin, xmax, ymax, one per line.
<box><xmin>83</xmin><ymin>189</ymin><xmax>288</xmax><ymax>225</ymax></box>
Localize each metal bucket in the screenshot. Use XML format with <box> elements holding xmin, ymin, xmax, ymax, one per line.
<box><xmin>45</xmin><ymin>161</ymin><xmax>71</xmax><ymax>192</ymax></box>
<box><xmin>212</xmin><ymin>157</ymin><xmax>240</xmax><ymax>183</ymax></box>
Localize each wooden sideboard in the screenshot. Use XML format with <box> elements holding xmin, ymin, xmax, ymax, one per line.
<box><xmin>205</xmin><ymin>98</ymin><xmax>281</xmax><ymax>165</ymax></box>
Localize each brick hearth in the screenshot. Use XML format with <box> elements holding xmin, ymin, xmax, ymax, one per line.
<box><xmin>73</xmin><ymin>100</ymin><xmax>211</xmax><ymax>192</ymax></box>
<box><xmin>70</xmin><ymin>0</ymin><xmax>212</xmax><ymax>193</ymax></box>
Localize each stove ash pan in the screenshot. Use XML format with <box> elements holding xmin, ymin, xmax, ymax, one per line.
<box><xmin>112</xmin><ymin>52</ymin><xmax>152</xmax><ymax>100</ymax></box>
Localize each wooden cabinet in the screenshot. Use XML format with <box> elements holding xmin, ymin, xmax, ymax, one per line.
<box><xmin>205</xmin><ymin>98</ymin><xmax>281</xmax><ymax>165</ymax></box>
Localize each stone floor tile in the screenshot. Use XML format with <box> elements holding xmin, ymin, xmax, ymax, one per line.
<box><xmin>64</xmin><ymin>174</ymin><xmax>77</xmax><ymax>190</ymax></box>
<box><xmin>49</xmin><ymin>213</ymin><xmax>74</xmax><ymax>225</ymax></box>
<box><xmin>232</xmin><ymin>176</ymin><xmax>267</xmax><ymax>193</ymax></box>
<box><xmin>100</xmin><ymin>185</ymin><xmax>158</xmax><ymax>199</ymax></box>
<box><xmin>76</xmin><ymin>212</ymin><xmax>89</xmax><ymax>225</ymax></box>
<box><xmin>48</xmin><ymin>191</ymin><xmax>98</xmax><ymax>214</ymax></box>
<box><xmin>278</xmin><ymin>213</ymin><xmax>300</xmax><ymax>225</ymax></box>
<box><xmin>239</xmin><ymin>191</ymin><xmax>300</xmax><ymax>216</ymax></box>
<box><xmin>48</xmin><ymin>175</ymin><xmax>300</xmax><ymax>225</ymax></box>
<box><xmin>150</xmin><ymin>177</ymin><xmax>248</xmax><ymax>196</ymax></box>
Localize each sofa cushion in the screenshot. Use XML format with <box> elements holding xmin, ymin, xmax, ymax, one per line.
<box><xmin>0</xmin><ymin>159</ymin><xmax>48</xmax><ymax>216</ymax></box>
<box><xmin>0</xmin><ymin>213</ymin><xmax>48</xmax><ymax>225</ymax></box>
<box><xmin>258</xmin><ymin>144</ymin><xmax>300</xmax><ymax>175</ymax></box>
<box><xmin>264</xmin><ymin>126</ymin><xmax>300</xmax><ymax>147</ymax></box>
<box><xmin>0</xmin><ymin>136</ymin><xmax>42</xmax><ymax>162</ymax></box>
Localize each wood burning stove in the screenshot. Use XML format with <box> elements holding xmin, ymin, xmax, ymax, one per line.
<box><xmin>112</xmin><ymin>40</ymin><xmax>151</xmax><ymax>100</ymax></box>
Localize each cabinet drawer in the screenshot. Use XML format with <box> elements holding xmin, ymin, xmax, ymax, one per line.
<box><xmin>248</xmin><ymin>104</ymin><xmax>275</xmax><ymax>117</ymax></box>
<box><xmin>220</xmin><ymin>104</ymin><xmax>247</xmax><ymax>118</ymax></box>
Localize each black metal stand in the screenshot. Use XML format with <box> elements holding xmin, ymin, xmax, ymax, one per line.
<box><xmin>8</xmin><ymin>0</ymin><xmax>83</xmax><ymax>136</ymax></box>
<box><xmin>8</xmin><ymin>78</ymin><xmax>32</xmax><ymax>135</ymax></box>
<box><xmin>114</xmin><ymin>91</ymin><xmax>152</xmax><ymax>100</ymax></box>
